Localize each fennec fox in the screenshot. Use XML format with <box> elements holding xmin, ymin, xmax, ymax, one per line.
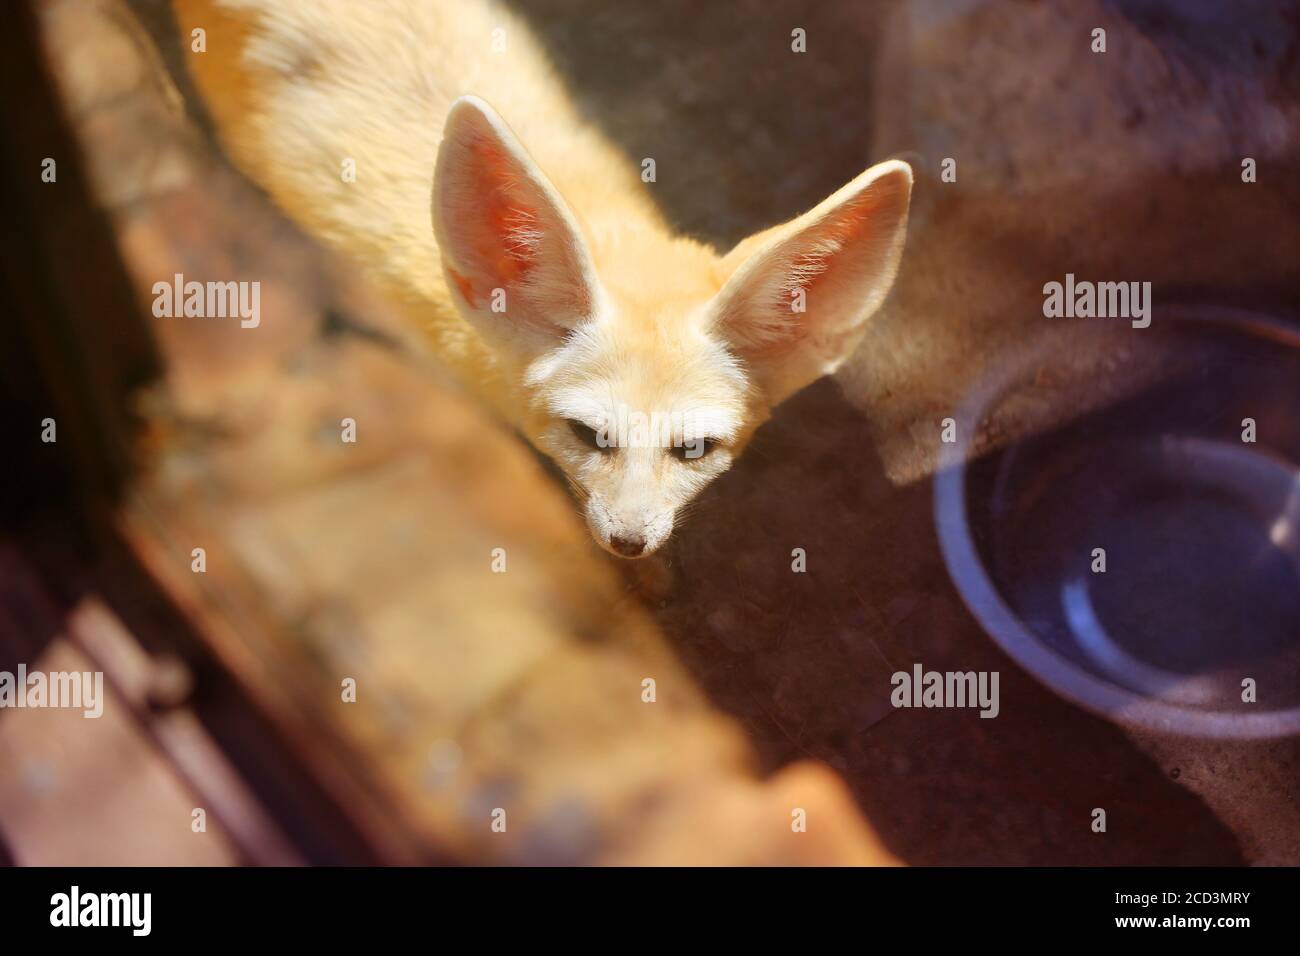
<box><xmin>174</xmin><ymin>0</ymin><xmax>912</xmax><ymax>557</ymax></box>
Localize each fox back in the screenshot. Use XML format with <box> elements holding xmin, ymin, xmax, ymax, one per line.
<box><xmin>174</xmin><ymin>0</ymin><xmax>912</xmax><ymax>556</ymax></box>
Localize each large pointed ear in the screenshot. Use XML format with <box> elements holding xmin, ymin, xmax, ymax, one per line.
<box><xmin>709</xmin><ymin>160</ymin><xmax>912</xmax><ymax>403</ymax></box>
<box><xmin>433</xmin><ymin>96</ymin><xmax>603</xmax><ymax>353</ymax></box>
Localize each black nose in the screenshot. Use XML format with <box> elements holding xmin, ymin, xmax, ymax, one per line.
<box><xmin>608</xmin><ymin>533</ymin><xmax>646</xmax><ymax>557</ymax></box>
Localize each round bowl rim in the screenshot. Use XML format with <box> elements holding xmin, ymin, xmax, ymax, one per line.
<box><xmin>933</xmin><ymin>305</ymin><xmax>1300</xmax><ymax>739</ymax></box>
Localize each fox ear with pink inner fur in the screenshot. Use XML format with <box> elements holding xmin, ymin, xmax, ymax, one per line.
<box><xmin>432</xmin><ymin>95</ymin><xmax>603</xmax><ymax>354</ymax></box>
<box><xmin>709</xmin><ymin>160</ymin><xmax>913</xmax><ymax>404</ymax></box>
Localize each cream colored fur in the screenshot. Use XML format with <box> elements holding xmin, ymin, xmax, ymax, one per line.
<box><xmin>174</xmin><ymin>0</ymin><xmax>912</xmax><ymax>557</ymax></box>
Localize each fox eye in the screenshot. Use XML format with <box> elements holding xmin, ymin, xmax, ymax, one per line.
<box><xmin>568</xmin><ymin>419</ymin><xmax>612</xmax><ymax>452</ymax></box>
<box><xmin>671</xmin><ymin>437</ymin><xmax>720</xmax><ymax>462</ymax></box>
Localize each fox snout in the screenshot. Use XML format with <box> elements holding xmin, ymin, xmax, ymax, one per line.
<box><xmin>608</xmin><ymin>534</ymin><xmax>647</xmax><ymax>558</ymax></box>
<box><xmin>585</xmin><ymin>499</ymin><xmax>675</xmax><ymax>559</ymax></box>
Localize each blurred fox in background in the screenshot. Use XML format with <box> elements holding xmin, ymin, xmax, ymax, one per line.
<box><xmin>174</xmin><ymin>0</ymin><xmax>911</xmax><ymax>557</ymax></box>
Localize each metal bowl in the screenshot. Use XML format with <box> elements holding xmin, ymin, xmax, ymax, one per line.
<box><xmin>935</xmin><ymin>306</ymin><xmax>1300</xmax><ymax>738</ymax></box>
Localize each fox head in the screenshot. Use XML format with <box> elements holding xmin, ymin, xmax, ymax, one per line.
<box><xmin>433</xmin><ymin>97</ymin><xmax>911</xmax><ymax>558</ymax></box>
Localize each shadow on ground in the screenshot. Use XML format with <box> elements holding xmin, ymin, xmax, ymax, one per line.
<box><xmin>652</xmin><ymin>381</ymin><xmax>1243</xmax><ymax>864</ymax></box>
<box><xmin>507</xmin><ymin>0</ymin><xmax>894</xmax><ymax>247</ymax></box>
<box><xmin>508</xmin><ymin>0</ymin><xmax>1246</xmax><ymax>863</ymax></box>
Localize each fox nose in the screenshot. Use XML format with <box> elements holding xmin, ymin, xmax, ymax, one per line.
<box><xmin>608</xmin><ymin>533</ymin><xmax>646</xmax><ymax>558</ymax></box>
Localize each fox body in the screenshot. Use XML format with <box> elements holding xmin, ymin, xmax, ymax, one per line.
<box><xmin>175</xmin><ymin>0</ymin><xmax>912</xmax><ymax>557</ymax></box>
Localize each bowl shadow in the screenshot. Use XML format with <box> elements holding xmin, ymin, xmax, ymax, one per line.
<box><xmin>649</xmin><ymin>379</ymin><xmax>1245</xmax><ymax>865</ymax></box>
